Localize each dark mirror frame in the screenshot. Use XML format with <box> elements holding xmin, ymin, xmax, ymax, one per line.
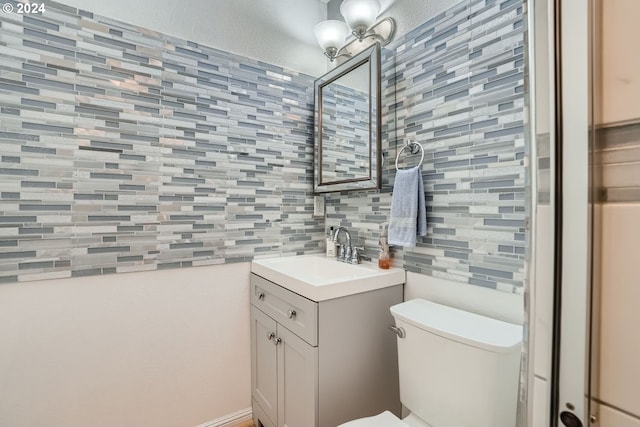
<box><xmin>313</xmin><ymin>43</ymin><xmax>381</xmax><ymax>194</ymax></box>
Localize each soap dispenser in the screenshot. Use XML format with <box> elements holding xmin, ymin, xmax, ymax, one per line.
<box><xmin>378</xmin><ymin>223</ymin><xmax>390</xmax><ymax>269</ymax></box>
<box><xmin>326</xmin><ymin>226</ymin><xmax>337</xmax><ymax>257</ymax></box>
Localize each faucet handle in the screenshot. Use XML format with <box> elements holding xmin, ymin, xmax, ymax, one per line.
<box><xmin>350</xmin><ymin>246</ymin><xmax>365</xmax><ymax>264</ymax></box>
<box><xmin>355</xmin><ymin>246</ymin><xmax>371</xmax><ymax>262</ymax></box>
<box><xmin>344</xmin><ymin>245</ymin><xmax>352</xmax><ymax>262</ymax></box>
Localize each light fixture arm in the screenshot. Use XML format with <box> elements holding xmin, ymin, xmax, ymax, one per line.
<box><xmin>324</xmin><ymin>48</ymin><xmax>352</xmax><ymax>62</ymax></box>
<box><xmin>353</xmin><ymin>29</ymin><xmax>386</xmax><ymax>43</ymax></box>
<box><xmin>354</xmin><ymin>17</ymin><xmax>395</xmax><ymax>46</ymax></box>
<box><xmin>330</xmin><ymin>17</ymin><xmax>394</xmax><ymax>61</ymax></box>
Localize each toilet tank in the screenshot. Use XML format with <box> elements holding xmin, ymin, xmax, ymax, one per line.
<box><xmin>390</xmin><ymin>299</ymin><xmax>522</xmax><ymax>427</ymax></box>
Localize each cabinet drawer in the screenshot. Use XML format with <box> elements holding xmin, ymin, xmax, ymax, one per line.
<box><xmin>251</xmin><ymin>273</ymin><xmax>318</xmax><ymax>346</ymax></box>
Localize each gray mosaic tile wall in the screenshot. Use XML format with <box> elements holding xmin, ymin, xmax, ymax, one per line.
<box><xmin>0</xmin><ymin>1</ymin><xmax>323</xmax><ymax>283</ymax></box>
<box><xmin>326</xmin><ymin>0</ymin><xmax>527</xmax><ymax>293</ymax></box>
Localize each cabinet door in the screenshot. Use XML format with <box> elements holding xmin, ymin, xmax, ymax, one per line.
<box><xmin>277</xmin><ymin>325</ymin><xmax>318</xmax><ymax>427</ymax></box>
<box><xmin>251</xmin><ymin>307</ymin><xmax>278</xmax><ymax>426</ymax></box>
<box><xmin>253</xmin><ymin>398</ymin><xmax>276</xmax><ymax>427</ymax></box>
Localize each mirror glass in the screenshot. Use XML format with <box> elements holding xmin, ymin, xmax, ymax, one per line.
<box><xmin>320</xmin><ymin>61</ymin><xmax>370</xmax><ymax>183</ymax></box>
<box><xmin>314</xmin><ymin>44</ymin><xmax>380</xmax><ymax>193</ymax></box>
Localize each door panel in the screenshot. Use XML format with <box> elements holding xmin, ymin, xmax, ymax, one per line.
<box><xmin>277</xmin><ymin>326</ymin><xmax>318</xmax><ymax>427</ymax></box>
<box><xmin>253</xmin><ymin>398</ymin><xmax>276</xmax><ymax>427</ymax></box>
<box><xmin>251</xmin><ymin>307</ymin><xmax>278</xmax><ymax>426</ymax></box>
<box><xmin>598</xmin><ymin>404</ymin><xmax>640</xmax><ymax>427</ymax></box>
<box><xmin>597</xmin><ymin>204</ymin><xmax>640</xmax><ymax>417</ymax></box>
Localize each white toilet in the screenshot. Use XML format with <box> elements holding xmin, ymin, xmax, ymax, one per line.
<box><xmin>338</xmin><ymin>298</ymin><xmax>522</xmax><ymax>427</ymax></box>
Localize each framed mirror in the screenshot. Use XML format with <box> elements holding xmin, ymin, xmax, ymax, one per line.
<box><xmin>313</xmin><ymin>43</ymin><xmax>381</xmax><ymax>193</ymax></box>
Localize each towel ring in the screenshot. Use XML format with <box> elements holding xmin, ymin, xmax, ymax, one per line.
<box><xmin>395</xmin><ymin>141</ymin><xmax>424</xmax><ymax>170</ymax></box>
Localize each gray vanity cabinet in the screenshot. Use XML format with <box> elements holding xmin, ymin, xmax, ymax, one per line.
<box><xmin>250</xmin><ymin>273</ymin><xmax>402</xmax><ymax>427</ymax></box>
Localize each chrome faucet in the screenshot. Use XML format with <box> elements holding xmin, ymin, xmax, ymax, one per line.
<box><xmin>332</xmin><ymin>226</ymin><xmax>363</xmax><ymax>264</ymax></box>
<box><xmin>333</xmin><ymin>226</ymin><xmax>351</xmax><ymax>262</ymax></box>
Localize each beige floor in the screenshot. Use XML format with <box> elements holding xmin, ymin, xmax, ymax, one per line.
<box><xmin>236</xmin><ymin>421</ymin><xmax>254</xmax><ymax>427</ymax></box>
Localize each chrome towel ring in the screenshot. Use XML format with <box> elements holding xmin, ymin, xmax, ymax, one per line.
<box><xmin>395</xmin><ymin>140</ymin><xmax>424</xmax><ymax>170</ymax></box>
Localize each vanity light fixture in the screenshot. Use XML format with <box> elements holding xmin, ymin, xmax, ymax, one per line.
<box><xmin>313</xmin><ymin>20</ymin><xmax>350</xmax><ymax>62</ymax></box>
<box><xmin>314</xmin><ymin>0</ymin><xmax>395</xmax><ymax>62</ymax></box>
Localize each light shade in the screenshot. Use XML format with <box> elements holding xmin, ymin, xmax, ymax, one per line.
<box><xmin>340</xmin><ymin>0</ymin><xmax>381</xmax><ymax>31</ymax></box>
<box><xmin>314</xmin><ymin>20</ymin><xmax>349</xmax><ymax>51</ymax></box>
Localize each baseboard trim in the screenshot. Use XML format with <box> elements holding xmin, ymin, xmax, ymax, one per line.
<box><xmin>194</xmin><ymin>407</ymin><xmax>253</xmax><ymax>427</ymax></box>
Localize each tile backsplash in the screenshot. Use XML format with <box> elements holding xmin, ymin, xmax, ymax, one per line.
<box><xmin>326</xmin><ymin>0</ymin><xmax>527</xmax><ymax>293</ymax></box>
<box><xmin>0</xmin><ymin>1</ymin><xmax>322</xmax><ymax>282</ymax></box>
<box><xmin>1</xmin><ymin>0</ymin><xmax>527</xmax><ymax>292</ymax></box>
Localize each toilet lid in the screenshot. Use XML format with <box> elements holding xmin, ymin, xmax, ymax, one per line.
<box><xmin>337</xmin><ymin>411</ymin><xmax>406</xmax><ymax>427</ymax></box>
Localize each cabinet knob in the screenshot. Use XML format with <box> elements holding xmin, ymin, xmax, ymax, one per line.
<box><xmin>267</xmin><ymin>332</ymin><xmax>275</xmax><ymax>341</ymax></box>
<box><xmin>273</xmin><ymin>337</ymin><xmax>282</xmax><ymax>346</ymax></box>
<box><xmin>287</xmin><ymin>309</ymin><xmax>297</xmax><ymax>319</ymax></box>
<box><xmin>257</xmin><ymin>292</ymin><xmax>265</xmax><ymax>301</ymax></box>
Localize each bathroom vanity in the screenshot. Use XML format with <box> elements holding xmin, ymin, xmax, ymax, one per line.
<box><xmin>250</xmin><ymin>255</ymin><xmax>404</xmax><ymax>427</ymax></box>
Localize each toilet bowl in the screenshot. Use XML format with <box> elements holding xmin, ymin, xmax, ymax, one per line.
<box><xmin>337</xmin><ymin>299</ymin><xmax>522</xmax><ymax>427</ymax></box>
<box><xmin>338</xmin><ymin>411</ymin><xmax>428</xmax><ymax>427</ymax></box>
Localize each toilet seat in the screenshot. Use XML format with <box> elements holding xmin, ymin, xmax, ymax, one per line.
<box><xmin>337</xmin><ymin>411</ymin><xmax>406</xmax><ymax>427</ymax></box>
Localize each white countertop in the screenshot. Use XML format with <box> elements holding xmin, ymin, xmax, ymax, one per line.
<box><xmin>251</xmin><ymin>254</ymin><xmax>405</xmax><ymax>301</ymax></box>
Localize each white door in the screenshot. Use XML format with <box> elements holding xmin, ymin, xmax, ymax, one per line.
<box><xmin>555</xmin><ymin>1</ymin><xmax>640</xmax><ymax>426</ymax></box>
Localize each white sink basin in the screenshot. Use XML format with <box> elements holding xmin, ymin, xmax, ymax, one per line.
<box><xmin>251</xmin><ymin>254</ymin><xmax>405</xmax><ymax>301</ymax></box>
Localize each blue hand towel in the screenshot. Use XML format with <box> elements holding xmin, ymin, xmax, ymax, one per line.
<box><xmin>388</xmin><ymin>166</ymin><xmax>426</xmax><ymax>247</ymax></box>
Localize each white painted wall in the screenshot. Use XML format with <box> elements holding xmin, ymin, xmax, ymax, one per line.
<box><xmin>0</xmin><ymin>263</ymin><xmax>251</xmax><ymax>427</ymax></box>
<box><xmin>54</xmin><ymin>0</ymin><xmax>329</xmax><ymax>76</ymax></box>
